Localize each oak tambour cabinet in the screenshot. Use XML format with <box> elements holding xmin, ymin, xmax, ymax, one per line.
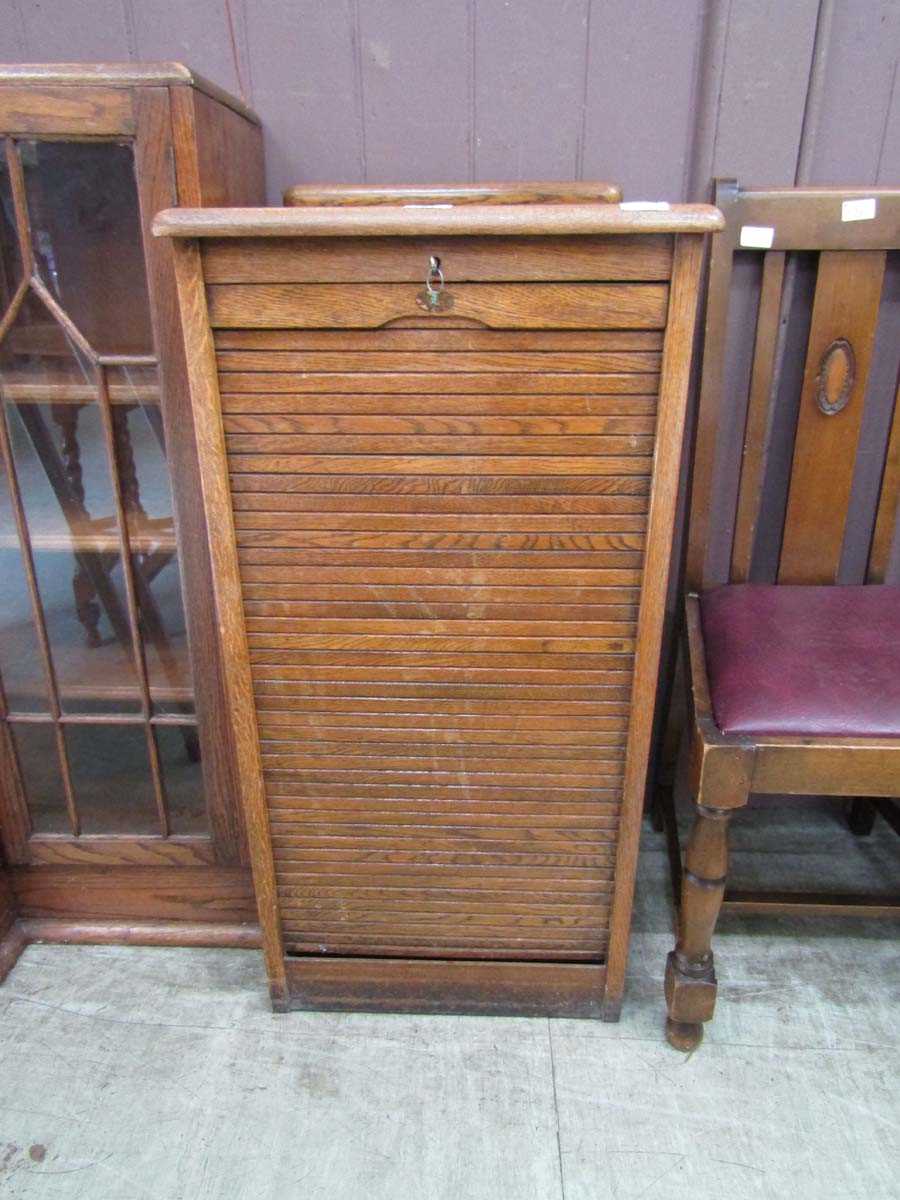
<box><xmin>155</xmin><ymin>195</ymin><xmax>722</xmax><ymax>1016</ymax></box>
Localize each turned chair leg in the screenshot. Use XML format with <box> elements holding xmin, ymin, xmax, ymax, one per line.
<box><xmin>664</xmin><ymin>802</ymin><xmax>735</xmax><ymax>1051</ymax></box>
<box><xmin>73</xmin><ymin>563</ymin><xmax>102</xmax><ymax>647</ymax></box>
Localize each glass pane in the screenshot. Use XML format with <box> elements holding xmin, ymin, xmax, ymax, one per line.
<box><xmin>67</xmin><ymin>722</ymin><xmax>158</xmax><ymax>835</ymax></box>
<box><xmin>31</xmin><ymin>542</ymin><xmax>142</xmax><ymax>714</ymax></box>
<box><xmin>0</xmin><ymin>445</ymin><xmax>48</xmax><ymax>712</ymax></box>
<box><xmin>108</xmin><ymin>366</ymin><xmax>194</xmax><ymax>713</ymax></box>
<box><xmin>19</xmin><ymin>139</ymin><xmax>153</xmax><ymax>356</ymax></box>
<box><xmin>156</xmin><ymin>724</ymin><xmax>205</xmax><ymax>834</ymax></box>
<box><xmin>0</xmin><ymin>140</ymin><xmax>209</xmax><ymax>847</ymax></box>
<box><xmin>0</xmin><ymin>144</ymin><xmax>23</xmax><ymax>313</ymax></box>
<box><xmin>0</xmin><ymin>365</ymin><xmax>141</xmax><ymax>713</ymax></box>
<box><xmin>11</xmin><ymin>721</ymin><xmax>68</xmax><ymax>833</ymax></box>
<box><xmin>140</xmin><ymin>555</ymin><xmax>194</xmax><ymax>713</ymax></box>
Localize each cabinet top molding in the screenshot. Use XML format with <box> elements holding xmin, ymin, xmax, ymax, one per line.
<box><xmin>0</xmin><ymin>62</ymin><xmax>259</xmax><ymax>125</ymax></box>
<box><xmin>284</xmin><ymin>182</ymin><xmax>624</xmax><ymax>207</ymax></box>
<box><xmin>153</xmin><ymin>203</ymin><xmax>725</xmax><ymax>240</ymax></box>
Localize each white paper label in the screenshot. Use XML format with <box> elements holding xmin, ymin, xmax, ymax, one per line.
<box><xmin>739</xmin><ymin>224</ymin><xmax>775</xmax><ymax>249</ymax></box>
<box><xmin>619</xmin><ymin>201</ymin><xmax>671</xmax><ymax>211</ymax></box>
<box><xmin>841</xmin><ymin>197</ymin><xmax>877</xmax><ymax>222</ymax></box>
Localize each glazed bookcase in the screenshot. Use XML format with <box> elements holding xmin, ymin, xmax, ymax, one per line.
<box><xmin>156</xmin><ymin>194</ymin><xmax>722</xmax><ymax>1016</ymax></box>
<box><xmin>0</xmin><ymin>64</ymin><xmax>264</xmax><ymax>971</ymax></box>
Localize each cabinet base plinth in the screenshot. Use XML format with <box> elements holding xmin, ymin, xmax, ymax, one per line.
<box><xmin>280</xmin><ymin>955</ymin><xmax>609</xmax><ymax>1018</ymax></box>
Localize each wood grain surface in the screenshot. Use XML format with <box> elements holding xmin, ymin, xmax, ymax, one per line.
<box><xmin>161</xmin><ymin>207</ymin><xmax>710</xmax><ymax>1012</ymax></box>
<box><xmin>218</xmin><ymin>319</ymin><xmax>653</xmax><ymax>960</ymax></box>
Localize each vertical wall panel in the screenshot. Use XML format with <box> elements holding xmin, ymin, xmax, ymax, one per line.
<box><xmin>708</xmin><ymin>0</ymin><xmax>819</xmax><ymax>186</ymax></box>
<box><xmin>244</xmin><ymin>1</ymin><xmax>362</xmax><ymax>201</ymax></box>
<box><xmin>0</xmin><ymin>5</ymin><xmax>27</xmax><ymax>57</ymax></box>
<box><xmin>582</xmin><ymin>0</ymin><xmax>704</xmax><ymax>199</ymax></box>
<box><xmin>801</xmin><ymin>0</ymin><xmax>900</xmax><ymax>184</ymax></box>
<box><xmin>128</xmin><ymin>0</ymin><xmax>246</xmax><ymax>103</ymax></box>
<box><xmin>15</xmin><ymin>0</ymin><xmax>133</xmax><ymax>60</ymax></box>
<box><xmin>877</xmin><ymin>64</ymin><xmax>900</xmax><ymax>184</ymax></box>
<box><xmin>356</xmin><ymin>0</ymin><xmax>472</xmax><ymax>182</ymax></box>
<box><xmin>473</xmin><ymin>0</ymin><xmax>588</xmax><ymax>181</ymax></box>
<box><xmin>1</xmin><ymin>2</ymin><xmax>897</xmax><ymax>200</ymax></box>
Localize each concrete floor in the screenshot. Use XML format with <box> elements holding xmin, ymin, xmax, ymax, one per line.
<box><xmin>1</xmin><ymin>802</ymin><xmax>898</xmax><ymax>1200</ymax></box>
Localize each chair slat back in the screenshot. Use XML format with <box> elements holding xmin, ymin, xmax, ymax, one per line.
<box><xmin>687</xmin><ymin>181</ymin><xmax>900</xmax><ymax>592</ymax></box>
<box><xmin>869</xmin><ymin>386</ymin><xmax>900</xmax><ymax>581</ymax></box>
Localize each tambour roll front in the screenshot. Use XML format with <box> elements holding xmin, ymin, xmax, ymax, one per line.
<box><xmin>154</xmin><ymin>189</ymin><xmax>722</xmax><ymax>1016</ymax></box>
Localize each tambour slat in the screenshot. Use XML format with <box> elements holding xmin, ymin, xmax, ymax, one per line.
<box><xmin>239</xmin><ymin>565</ymin><xmax>643</xmax><ymax>584</ymax></box>
<box><xmin>228</xmin><ymin>472</ymin><xmax>652</xmax><ymax>494</ymax></box>
<box><xmin>256</xmin><ymin>719</ymin><xmax>628</xmax><ymax>742</ymax></box>
<box><xmin>271</xmin><ymin>847</ymin><xmax>616</xmax><ymax>869</ymax></box>
<box><xmin>260</xmin><ymin>738</ymin><xmax>627</xmax><ymax>762</ymax></box>
<box><xmin>268</xmin><ymin>808</ymin><xmax>621</xmax><ymax>828</ymax></box>
<box><xmin>279</xmin><ymin>944</ymin><xmax>602</xmax><ymax>962</ymax></box>
<box><xmin>267</xmin><ymin>791</ymin><xmax>623</xmax><ymax>810</ymax></box>
<box><xmin>228</xmin><ymin>460</ymin><xmax>651</xmax><ymax>482</ymax></box>
<box><xmin>235</xmin><ymin>529</ymin><xmax>645</xmax><ymax>550</ymax></box>
<box><xmin>214</xmin><ymin>329</ymin><xmax>665</xmax><ymax>351</ymax></box>
<box><xmin>237</xmin><ymin>549</ymin><xmax>644</xmax><ymax>568</ymax></box>
<box><xmin>266</xmin><ymin>824</ymin><xmax>620</xmax><ymax>846</ymax></box>
<box><xmin>218</xmin><ymin>371</ymin><xmax>660</xmax><ymax>393</ymax></box>
<box><xmin>253</xmin><ymin>699</ymin><xmax>633</xmax><ymax>719</ymax></box>
<box><xmin>263</xmin><ymin>771</ymin><xmax>620</xmax><ymax>791</ymax></box>
<box><xmin>275</xmin><ymin>885</ymin><xmax>614</xmax><ymax>906</ymax></box>
<box><xmin>230</xmin><ymin>491</ymin><xmax>650</xmax><ymax>512</ymax></box>
<box><xmin>221</xmin><ymin>394</ymin><xmax>659</xmax><ymax>415</ymax></box>
<box><xmin>216</xmin><ymin>350</ymin><xmax>662</xmax><ymax>373</ymax></box>
<box><xmin>270</xmin><ymin>862</ymin><xmax>616</xmax><ymax>884</ymax></box>
<box><xmin>241</xmin><ymin>588</ymin><xmax>642</xmax><ymax>608</ymax></box>
<box><xmin>250</xmin><ymin>655</ymin><xmax>633</xmax><ymax>673</ymax></box>
<box><xmin>250</xmin><ymin>655</ymin><xmax>634</xmax><ymax>674</ymax></box>
<box><xmin>246</xmin><ymin>614</ymin><xmax>636</xmax><ymax>635</ymax></box>
<box><xmin>251</xmin><ymin>681</ymin><xmax>634</xmax><ymax>701</ymax></box>
<box><xmin>232</xmin><ymin>506</ymin><xmax>648</xmax><ymax>530</ymax></box>
<box><xmin>276</xmin><ymin>901</ymin><xmax>609</xmax><ymax>922</ymax></box>
<box><xmin>267</xmin><ymin>773</ymin><xmax>621</xmax><ymax>791</ymax></box>
<box><xmin>244</xmin><ymin>602</ymin><xmax>640</xmax><ymax>622</ymax></box>
<box><xmin>225</xmin><ymin>434</ymin><xmax>655</xmax><ymax>456</ymax></box>
<box><xmin>222</xmin><ymin>413</ymin><xmax>657</xmax><ymax>436</ymax></box>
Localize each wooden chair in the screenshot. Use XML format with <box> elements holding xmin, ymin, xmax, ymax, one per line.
<box><xmin>664</xmin><ymin>181</ymin><xmax>900</xmax><ymax>1051</ymax></box>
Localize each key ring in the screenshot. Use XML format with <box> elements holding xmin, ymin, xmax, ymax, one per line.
<box><xmin>417</xmin><ymin>255</ymin><xmax>453</xmax><ymax>312</ymax></box>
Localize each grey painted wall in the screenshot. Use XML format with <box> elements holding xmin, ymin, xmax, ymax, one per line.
<box><xmin>1</xmin><ymin>0</ymin><xmax>897</xmax><ymax>203</ymax></box>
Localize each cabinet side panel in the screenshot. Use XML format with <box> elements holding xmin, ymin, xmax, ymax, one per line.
<box><xmin>170</xmin><ymin>85</ymin><xmax>265</xmax><ymax>208</ymax></box>
<box><xmin>0</xmin><ymin>864</ymin><xmax>15</xmax><ymax>939</ymax></box>
<box><xmin>134</xmin><ymin>86</ymin><xmax>247</xmax><ymax>863</ymax></box>
<box><xmin>0</xmin><ymin>865</ymin><xmax>24</xmax><ymax>983</ymax></box>
<box><xmin>604</xmin><ymin>233</ymin><xmax>705</xmax><ymax>1015</ymax></box>
<box><xmin>170</xmin><ymin>237</ymin><xmax>287</xmax><ymax>1001</ymax></box>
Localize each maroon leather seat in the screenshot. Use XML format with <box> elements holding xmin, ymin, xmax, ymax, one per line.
<box><xmin>700</xmin><ymin>584</ymin><xmax>900</xmax><ymax>738</ymax></box>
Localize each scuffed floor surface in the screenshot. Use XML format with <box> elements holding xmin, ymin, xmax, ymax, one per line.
<box><xmin>1</xmin><ymin>803</ymin><xmax>898</xmax><ymax>1200</ymax></box>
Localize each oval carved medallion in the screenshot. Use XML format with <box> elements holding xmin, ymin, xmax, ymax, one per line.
<box><xmin>815</xmin><ymin>338</ymin><xmax>855</xmax><ymax>416</ymax></box>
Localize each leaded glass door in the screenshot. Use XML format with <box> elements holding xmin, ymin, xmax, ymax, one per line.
<box><xmin>0</xmin><ymin>126</ymin><xmax>211</xmax><ymax>862</ymax></box>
